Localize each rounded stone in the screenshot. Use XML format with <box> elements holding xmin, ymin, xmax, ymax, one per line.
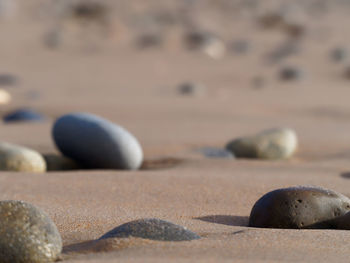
<box><xmin>99</xmin><ymin>218</ymin><xmax>200</xmax><ymax>241</ymax></box>
<box><xmin>0</xmin><ymin>200</ymin><xmax>62</xmax><ymax>263</ymax></box>
<box><xmin>0</xmin><ymin>142</ymin><xmax>46</xmax><ymax>172</ymax></box>
<box><xmin>178</xmin><ymin>82</ymin><xmax>206</xmax><ymax>96</ymax></box>
<box><xmin>279</xmin><ymin>66</ymin><xmax>304</xmax><ymax>81</ymax></box>
<box><xmin>52</xmin><ymin>113</ymin><xmax>143</xmax><ymax>170</ymax></box>
<box><xmin>330</xmin><ymin>47</ymin><xmax>348</xmax><ymax>62</ymax></box>
<box><xmin>0</xmin><ymin>89</ymin><xmax>11</xmax><ymax>105</ymax></box>
<box><xmin>249</xmin><ymin>186</ymin><xmax>350</xmax><ymax>229</ymax></box>
<box><xmin>3</xmin><ymin>109</ymin><xmax>46</xmax><ymax>123</ymax></box>
<box><xmin>226</xmin><ymin>128</ymin><xmax>298</xmax><ymax>160</ymax></box>
<box><xmin>43</xmin><ymin>154</ymin><xmax>80</xmax><ymax>171</ymax></box>
<box><xmin>185</xmin><ymin>31</ymin><xmax>226</xmax><ymax>59</ymax></box>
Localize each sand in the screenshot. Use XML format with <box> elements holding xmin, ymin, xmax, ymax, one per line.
<box><xmin>1</xmin><ymin>0</ymin><xmax>350</xmax><ymax>262</ymax></box>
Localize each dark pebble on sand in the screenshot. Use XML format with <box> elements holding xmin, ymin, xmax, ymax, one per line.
<box><xmin>198</xmin><ymin>147</ymin><xmax>234</xmax><ymax>159</ymax></box>
<box><xmin>249</xmin><ymin>186</ymin><xmax>350</xmax><ymax>229</ymax></box>
<box><xmin>0</xmin><ymin>73</ymin><xmax>17</xmax><ymax>86</ymax></box>
<box><xmin>279</xmin><ymin>66</ymin><xmax>304</xmax><ymax>81</ymax></box>
<box><xmin>3</xmin><ymin>109</ymin><xmax>46</xmax><ymax>123</ymax></box>
<box><xmin>99</xmin><ymin>218</ymin><xmax>200</xmax><ymax>241</ymax></box>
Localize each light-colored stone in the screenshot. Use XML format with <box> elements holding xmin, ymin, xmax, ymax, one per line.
<box><xmin>0</xmin><ymin>89</ymin><xmax>11</xmax><ymax>105</ymax></box>
<box><xmin>0</xmin><ymin>200</ymin><xmax>62</xmax><ymax>263</ymax></box>
<box><xmin>226</xmin><ymin>128</ymin><xmax>298</xmax><ymax>159</ymax></box>
<box><xmin>0</xmin><ymin>142</ymin><xmax>46</xmax><ymax>172</ymax></box>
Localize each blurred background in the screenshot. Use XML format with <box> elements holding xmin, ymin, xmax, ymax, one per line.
<box><xmin>1</xmin><ymin>0</ymin><xmax>350</xmax><ymax>159</ymax></box>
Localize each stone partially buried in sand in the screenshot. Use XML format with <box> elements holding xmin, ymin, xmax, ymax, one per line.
<box><xmin>226</xmin><ymin>128</ymin><xmax>297</xmax><ymax>160</ymax></box>
<box><xmin>0</xmin><ymin>142</ymin><xmax>46</xmax><ymax>172</ymax></box>
<box><xmin>3</xmin><ymin>108</ymin><xmax>46</xmax><ymax>123</ymax></box>
<box><xmin>99</xmin><ymin>218</ymin><xmax>200</xmax><ymax>241</ymax></box>
<box><xmin>53</xmin><ymin>113</ymin><xmax>143</xmax><ymax>170</ymax></box>
<box><xmin>249</xmin><ymin>186</ymin><xmax>350</xmax><ymax>229</ymax></box>
<box><xmin>0</xmin><ymin>200</ymin><xmax>62</xmax><ymax>263</ymax></box>
<box><xmin>43</xmin><ymin>153</ymin><xmax>80</xmax><ymax>171</ymax></box>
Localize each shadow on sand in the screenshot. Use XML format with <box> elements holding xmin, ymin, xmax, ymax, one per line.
<box><xmin>194</xmin><ymin>215</ymin><xmax>249</xmax><ymax>227</ymax></box>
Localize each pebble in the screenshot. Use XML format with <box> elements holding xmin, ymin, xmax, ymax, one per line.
<box><xmin>136</xmin><ymin>33</ymin><xmax>163</xmax><ymax>49</ymax></box>
<box><xmin>230</xmin><ymin>40</ymin><xmax>251</xmax><ymax>54</ymax></box>
<box><xmin>266</xmin><ymin>41</ymin><xmax>299</xmax><ymax>64</ymax></box>
<box><xmin>0</xmin><ymin>200</ymin><xmax>62</xmax><ymax>262</ymax></box>
<box><xmin>330</xmin><ymin>47</ymin><xmax>348</xmax><ymax>62</ymax></box>
<box><xmin>43</xmin><ymin>153</ymin><xmax>80</xmax><ymax>171</ymax></box>
<box><xmin>3</xmin><ymin>109</ymin><xmax>46</xmax><ymax>123</ymax></box>
<box><xmin>99</xmin><ymin>218</ymin><xmax>200</xmax><ymax>241</ymax></box>
<box><xmin>279</xmin><ymin>66</ymin><xmax>304</xmax><ymax>81</ymax></box>
<box><xmin>249</xmin><ymin>186</ymin><xmax>350</xmax><ymax>229</ymax></box>
<box><xmin>226</xmin><ymin>128</ymin><xmax>298</xmax><ymax>160</ymax></box>
<box><xmin>178</xmin><ymin>82</ymin><xmax>206</xmax><ymax>96</ymax></box>
<box><xmin>185</xmin><ymin>31</ymin><xmax>226</xmax><ymax>59</ymax></box>
<box><xmin>52</xmin><ymin>113</ymin><xmax>143</xmax><ymax>170</ymax></box>
<box><xmin>0</xmin><ymin>73</ymin><xmax>17</xmax><ymax>86</ymax></box>
<box><xmin>197</xmin><ymin>147</ymin><xmax>234</xmax><ymax>159</ymax></box>
<box><xmin>0</xmin><ymin>89</ymin><xmax>11</xmax><ymax>104</ymax></box>
<box><xmin>0</xmin><ymin>142</ymin><xmax>46</xmax><ymax>172</ymax></box>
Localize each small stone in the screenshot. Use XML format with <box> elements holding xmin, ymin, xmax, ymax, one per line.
<box><xmin>178</xmin><ymin>82</ymin><xmax>206</xmax><ymax>96</ymax></box>
<box><xmin>330</xmin><ymin>47</ymin><xmax>348</xmax><ymax>62</ymax></box>
<box><xmin>0</xmin><ymin>200</ymin><xmax>62</xmax><ymax>262</ymax></box>
<box><xmin>197</xmin><ymin>147</ymin><xmax>234</xmax><ymax>159</ymax></box>
<box><xmin>279</xmin><ymin>66</ymin><xmax>304</xmax><ymax>81</ymax></box>
<box><xmin>43</xmin><ymin>154</ymin><xmax>80</xmax><ymax>171</ymax></box>
<box><xmin>230</xmin><ymin>40</ymin><xmax>251</xmax><ymax>54</ymax></box>
<box><xmin>52</xmin><ymin>113</ymin><xmax>143</xmax><ymax>170</ymax></box>
<box><xmin>0</xmin><ymin>73</ymin><xmax>17</xmax><ymax>86</ymax></box>
<box><xmin>0</xmin><ymin>142</ymin><xmax>46</xmax><ymax>172</ymax></box>
<box><xmin>251</xmin><ymin>76</ymin><xmax>266</xmax><ymax>89</ymax></box>
<box><xmin>136</xmin><ymin>33</ymin><xmax>163</xmax><ymax>49</ymax></box>
<box><xmin>99</xmin><ymin>218</ymin><xmax>200</xmax><ymax>241</ymax></box>
<box><xmin>3</xmin><ymin>109</ymin><xmax>46</xmax><ymax>123</ymax></box>
<box><xmin>266</xmin><ymin>41</ymin><xmax>299</xmax><ymax>63</ymax></box>
<box><xmin>249</xmin><ymin>186</ymin><xmax>350</xmax><ymax>229</ymax></box>
<box><xmin>226</xmin><ymin>128</ymin><xmax>298</xmax><ymax>160</ymax></box>
<box><xmin>0</xmin><ymin>89</ymin><xmax>11</xmax><ymax>104</ymax></box>
<box><xmin>185</xmin><ymin>31</ymin><xmax>226</xmax><ymax>59</ymax></box>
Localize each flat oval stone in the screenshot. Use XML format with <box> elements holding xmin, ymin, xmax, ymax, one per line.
<box><xmin>226</xmin><ymin>128</ymin><xmax>298</xmax><ymax>160</ymax></box>
<box><xmin>99</xmin><ymin>218</ymin><xmax>200</xmax><ymax>241</ymax></box>
<box><xmin>0</xmin><ymin>142</ymin><xmax>46</xmax><ymax>172</ymax></box>
<box><xmin>52</xmin><ymin>113</ymin><xmax>143</xmax><ymax>170</ymax></box>
<box><xmin>3</xmin><ymin>109</ymin><xmax>46</xmax><ymax>123</ymax></box>
<box><xmin>279</xmin><ymin>66</ymin><xmax>304</xmax><ymax>81</ymax></box>
<box><xmin>249</xmin><ymin>186</ymin><xmax>350</xmax><ymax>229</ymax></box>
<box><xmin>0</xmin><ymin>200</ymin><xmax>62</xmax><ymax>263</ymax></box>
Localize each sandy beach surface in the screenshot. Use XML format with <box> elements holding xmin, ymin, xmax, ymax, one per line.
<box><xmin>2</xmin><ymin>0</ymin><xmax>350</xmax><ymax>262</ymax></box>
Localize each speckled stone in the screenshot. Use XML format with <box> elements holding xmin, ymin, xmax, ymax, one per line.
<box><xmin>0</xmin><ymin>142</ymin><xmax>46</xmax><ymax>172</ymax></box>
<box><xmin>0</xmin><ymin>200</ymin><xmax>62</xmax><ymax>263</ymax></box>
<box><xmin>43</xmin><ymin>154</ymin><xmax>80</xmax><ymax>171</ymax></box>
<box><xmin>53</xmin><ymin>113</ymin><xmax>143</xmax><ymax>170</ymax></box>
<box><xmin>3</xmin><ymin>109</ymin><xmax>45</xmax><ymax>123</ymax></box>
<box><xmin>99</xmin><ymin>218</ymin><xmax>200</xmax><ymax>241</ymax></box>
<box><xmin>249</xmin><ymin>186</ymin><xmax>350</xmax><ymax>229</ymax></box>
<box><xmin>226</xmin><ymin>128</ymin><xmax>298</xmax><ymax>160</ymax></box>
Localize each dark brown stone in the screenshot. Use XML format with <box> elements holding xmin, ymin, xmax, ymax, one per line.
<box><xmin>249</xmin><ymin>186</ymin><xmax>350</xmax><ymax>229</ymax></box>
